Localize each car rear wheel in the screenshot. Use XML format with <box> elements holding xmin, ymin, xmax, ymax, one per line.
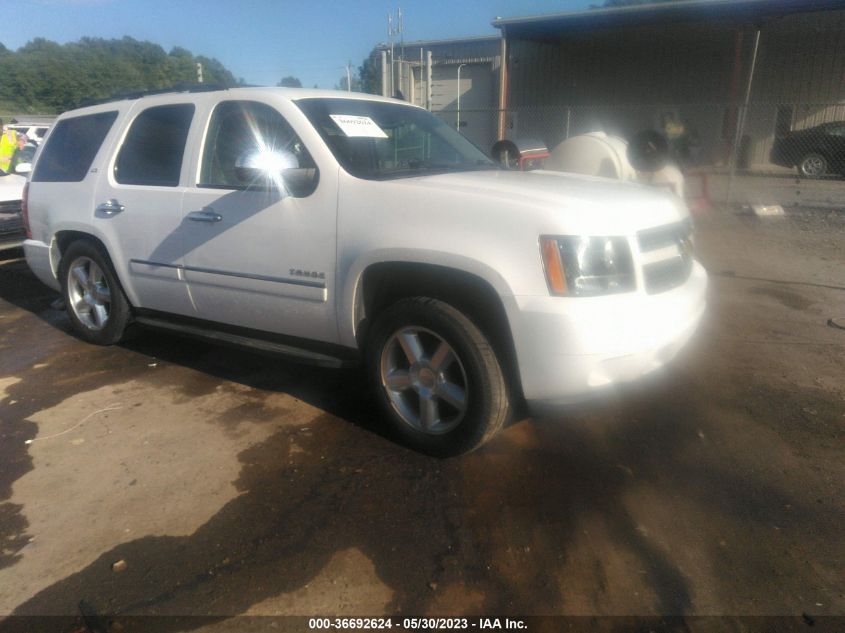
<box><xmin>367</xmin><ymin>297</ymin><xmax>511</xmax><ymax>457</ymax></box>
<box><xmin>60</xmin><ymin>240</ymin><xmax>131</xmax><ymax>345</ymax></box>
<box><xmin>799</xmin><ymin>153</ymin><xmax>828</xmax><ymax>178</ymax></box>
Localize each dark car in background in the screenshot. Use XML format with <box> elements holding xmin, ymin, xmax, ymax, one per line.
<box><xmin>770</xmin><ymin>121</ymin><xmax>845</xmax><ymax>177</ymax></box>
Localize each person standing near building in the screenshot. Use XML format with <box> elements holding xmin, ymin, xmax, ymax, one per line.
<box><xmin>9</xmin><ymin>134</ymin><xmax>33</xmax><ymax>173</ymax></box>
<box><xmin>0</xmin><ymin>119</ymin><xmax>18</xmax><ymax>172</ymax></box>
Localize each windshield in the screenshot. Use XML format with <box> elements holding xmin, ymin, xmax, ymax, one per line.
<box><xmin>296</xmin><ymin>98</ymin><xmax>498</xmax><ymax>180</ymax></box>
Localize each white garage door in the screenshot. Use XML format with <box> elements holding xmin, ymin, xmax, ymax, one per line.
<box><xmin>430</xmin><ymin>63</ymin><xmax>495</xmax><ymax>153</ymax></box>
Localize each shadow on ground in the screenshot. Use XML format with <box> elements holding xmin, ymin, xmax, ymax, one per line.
<box><xmin>1</xmin><ymin>256</ymin><xmax>842</xmax><ymax>630</ymax></box>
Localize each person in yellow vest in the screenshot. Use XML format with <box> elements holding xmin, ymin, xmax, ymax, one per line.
<box><xmin>10</xmin><ymin>134</ymin><xmax>33</xmax><ymax>173</ymax></box>
<box><xmin>0</xmin><ymin>119</ymin><xmax>18</xmax><ymax>172</ymax></box>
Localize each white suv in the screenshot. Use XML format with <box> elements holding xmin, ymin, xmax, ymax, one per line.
<box><xmin>23</xmin><ymin>87</ymin><xmax>706</xmax><ymax>455</ymax></box>
<box><xmin>8</xmin><ymin>124</ymin><xmax>50</xmax><ymax>144</ymax></box>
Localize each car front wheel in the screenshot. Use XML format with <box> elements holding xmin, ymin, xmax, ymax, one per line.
<box><xmin>367</xmin><ymin>297</ymin><xmax>511</xmax><ymax>457</ymax></box>
<box><xmin>799</xmin><ymin>153</ymin><xmax>828</xmax><ymax>178</ymax></box>
<box><xmin>60</xmin><ymin>240</ymin><xmax>131</xmax><ymax>345</ymax></box>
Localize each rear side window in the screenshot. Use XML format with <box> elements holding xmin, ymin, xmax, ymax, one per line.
<box><xmin>114</xmin><ymin>104</ymin><xmax>194</xmax><ymax>187</ymax></box>
<box><xmin>31</xmin><ymin>111</ymin><xmax>118</xmax><ymax>182</ymax></box>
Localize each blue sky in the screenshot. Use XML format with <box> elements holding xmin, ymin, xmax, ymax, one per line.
<box><xmin>3</xmin><ymin>0</ymin><xmax>592</xmax><ymax>89</ymax></box>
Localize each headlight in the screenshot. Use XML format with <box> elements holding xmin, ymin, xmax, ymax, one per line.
<box><xmin>540</xmin><ymin>235</ymin><xmax>636</xmax><ymax>297</ymax></box>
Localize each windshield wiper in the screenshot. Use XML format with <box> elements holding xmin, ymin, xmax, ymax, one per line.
<box><xmin>408</xmin><ymin>159</ymin><xmax>498</xmax><ymax>171</ymax></box>
<box><xmin>374</xmin><ymin>159</ymin><xmax>500</xmax><ymax>179</ymax></box>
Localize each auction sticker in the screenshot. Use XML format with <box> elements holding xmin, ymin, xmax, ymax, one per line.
<box><xmin>329</xmin><ymin>115</ymin><xmax>388</xmax><ymax>138</ymax></box>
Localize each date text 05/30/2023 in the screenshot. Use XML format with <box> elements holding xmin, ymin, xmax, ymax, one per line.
<box><xmin>308</xmin><ymin>617</ymin><xmax>528</xmax><ymax>630</ymax></box>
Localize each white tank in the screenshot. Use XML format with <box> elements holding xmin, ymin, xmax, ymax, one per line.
<box><xmin>546</xmin><ymin>131</ymin><xmax>684</xmax><ymax>198</ymax></box>
<box><xmin>545</xmin><ymin>132</ymin><xmax>637</xmax><ymax>181</ymax></box>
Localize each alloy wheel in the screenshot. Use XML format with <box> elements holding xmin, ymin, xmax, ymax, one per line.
<box><xmin>67</xmin><ymin>256</ymin><xmax>112</xmax><ymax>331</ymax></box>
<box><xmin>801</xmin><ymin>155</ymin><xmax>826</xmax><ymax>177</ymax></box>
<box><xmin>379</xmin><ymin>326</ymin><xmax>469</xmax><ymax>434</ymax></box>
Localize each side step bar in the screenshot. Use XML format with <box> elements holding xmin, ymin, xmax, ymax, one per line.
<box><xmin>134</xmin><ymin>316</ymin><xmax>352</xmax><ymax>368</ymax></box>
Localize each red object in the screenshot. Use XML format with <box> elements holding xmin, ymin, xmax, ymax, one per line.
<box><xmin>21</xmin><ymin>181</ymin><xmax>31</xmax><ymax>239</ymax></box>
<box><xmin>684</xmin><ymin>172</ymin><xmax>712</xmax><ymax>215</ymax></box>
<box><xmin>519</xmin><ymin>151</ymin><xmax>550</xmax><ymax>170</ymax></box>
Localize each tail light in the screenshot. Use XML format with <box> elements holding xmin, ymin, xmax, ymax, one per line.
<box><xmin>22</xmin><ymin>182</ymin><xmax>31</xmax><ymax>239</ymax></box>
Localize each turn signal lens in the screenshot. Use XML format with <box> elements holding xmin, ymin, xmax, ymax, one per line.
<box><xmin>540</xmin><ymin>237</ymin><xmax>567</xmax><ymax>295</ymax></box>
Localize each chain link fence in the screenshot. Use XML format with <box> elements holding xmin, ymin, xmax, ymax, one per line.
<box><xmin>435</xmin><ymin>102</ymin><xmax>845</xmax><ymax>214</ymax></box>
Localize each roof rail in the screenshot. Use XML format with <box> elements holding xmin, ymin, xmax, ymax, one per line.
<box><xmin>79</xmin><ymin>82</ymin><xmax>229</xmax><ymax>108</ymax></box>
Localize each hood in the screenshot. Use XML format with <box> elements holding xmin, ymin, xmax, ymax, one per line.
<box><xmin>387</xmin><ymin>168</ymin><xmax>687</xmax><ymax>233</ymax></box>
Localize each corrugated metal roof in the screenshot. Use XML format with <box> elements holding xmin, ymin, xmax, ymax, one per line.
<box><xmin>375</xmin><ymin>35</ymin><xmax>500</xmax><ymax>52</ymax></box>
<box><xmin>493</xmin><ymin>0</ymin><xmax>845</xmax><ymax>34</ymax></box>
<box><xmin>397</xmin><ymin>35</ymin><xmax>501</xmax><ymax>47</ymax></box>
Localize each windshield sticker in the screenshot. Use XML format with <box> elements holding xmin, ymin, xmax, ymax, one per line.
<box><xmin>329</xmin><ymin>115</ymin><xmax>388</xmax><ymax>138</ymax></box>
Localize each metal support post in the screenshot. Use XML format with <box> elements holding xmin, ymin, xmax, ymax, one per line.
<box><xmin>727</xmin><ymin>27</ymin><xmax>761</xmax><ymax>209</ymax></box>
<box><xmin>456</xmin><ymin>64</ymin><xmax>467</xmax><ymax>131</ymax></box>
<box><xmin>425</xmin><ymin>51</ymin><xmax>433</xmax><ymax>110</ymax></box>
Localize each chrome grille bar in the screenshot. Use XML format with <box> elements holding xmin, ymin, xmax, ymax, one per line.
<box><xmin>637</xmin><ymin>219</ymin><xmax>694</xmax><ymax>294</ymax></box>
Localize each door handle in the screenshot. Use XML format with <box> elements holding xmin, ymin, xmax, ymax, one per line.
<box><xmin>96</xmin><ymin>199</ymin><xmax>125</xmax><ymax>215</ymax></box>
<box><xmin>187</xmin><ymin>209</ymin><xmax>223</xmax><ymax>223</ymax></box>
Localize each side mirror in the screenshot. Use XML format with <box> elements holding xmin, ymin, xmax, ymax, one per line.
<box><xmin>234</xmin><ymin>148</ymin><xmax>299</xmax><ymax>183</ymax></box>
<box><xmin>234</xmin><ymin>149</ymin><xmax>317</xmax><ymax>196</ymax></box>
<box><xmin>14</xmin><ymin>162</ymin><xmax>32</xmax><ymax>175</ymax></box>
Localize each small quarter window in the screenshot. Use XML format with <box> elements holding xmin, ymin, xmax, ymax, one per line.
<box><xmin>115</xmin><ymin>104</ymin><xmax>194</xmax><ymax>187</ymax></box>
<box><xmin>31</xmin><ymin>111</ymin><xmax>117</xmax><ymax>182</ymax></box>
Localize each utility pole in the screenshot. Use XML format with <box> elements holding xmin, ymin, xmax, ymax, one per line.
<box><xmin>387</xmin><ymin>5</ymin><xmax>403</xmax><ymax>97</ymax></box>
<box><xmin>346</xmin><ymin>62</ymin><xmax>352</xmax><ymax>92</ymax></box>
<box><xmin>398</xmin><ymin>6</ymin><xmax>404</xmax><ymax>72</ymax></box>
<box><xmin>388</xmin><ymin>13</ymin><xmax>394</xmax><ymax>96</ymax></box>
<box><xmin>380</xmin><ymin>50</ymin><xmax>389</xmax><ymax>97</ymax></box>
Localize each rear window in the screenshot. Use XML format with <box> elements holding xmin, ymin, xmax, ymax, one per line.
<box><xmin>31</xmin><ymin>111</ymin><xmax>118</xmax><ymax>183</ymax></box>
<box><xmin>114</xmin><ymin>104</ymin><xmax>194</xmax><ymax>187</ymax></box>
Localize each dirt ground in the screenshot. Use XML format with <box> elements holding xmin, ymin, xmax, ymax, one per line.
<box><xmin>0</xmin><ymin>207</ymin><xmax>843</xmax><ymax>630</ymax></box>
<box><xmin>691</xmin><ymin>170</ymin><xmax>845</xmax><ymax>211</ymax></box>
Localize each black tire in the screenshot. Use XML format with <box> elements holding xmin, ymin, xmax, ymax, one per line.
<box><xmin>798</xmin><ymin>152</ymin><xmax>828</xmax><ymax>178</ymax></box>
<box><xmin>59</xmin><ymin>240</ymin><xmax>132</xmax><ymax>345</ymax></box>
<box><xmin>366</xmin><ymin>297</ymin><xmax>511</xmax><ymax>457</ymax></box>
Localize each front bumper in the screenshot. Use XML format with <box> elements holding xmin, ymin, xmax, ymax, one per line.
<box><xmin>510</xmin><ymin>261</ymin><xmax>707</xmax><ymax>413</ymax></box>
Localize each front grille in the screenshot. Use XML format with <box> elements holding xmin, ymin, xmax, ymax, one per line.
<box><xmin>637</xmin><ymin>219</ymin><xmax>694</xmax><ymax>294</ymax></box>
<box><xmin>0</xmin><ymin>199</ymin><xmax>21</xmax><ymax>214</ymax></box>
<box><xmin>0</xmin><ymin>201</ymin><xmax>23</xmax><ymax>237</ymax></box>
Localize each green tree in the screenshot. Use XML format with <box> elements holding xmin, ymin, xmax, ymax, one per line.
<box><xmin>358</xmin><ymin>48</ymin><xmax>381</xmax><ymax>95</ymax></box>
<box><xmin>195</xmin><ymin>55</ymin><xmax>237</xmax><ymax>87</ymax></box>
<box><xmin>277</xmin><ymin>76</ymin><xmax>302</xmax><ymax>88</ymax></box>
<box><xmin>335</xmin><ymin>71</ymin><xmax>362</xmax><ymax>92</ymax></box>
<box><xmin>0</xmin><ymin>37</ymin><xmax>239</xmax><ymax>113</ymax></box>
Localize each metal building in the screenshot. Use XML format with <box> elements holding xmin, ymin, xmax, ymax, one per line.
<box><xmin>493</xmin><ymin>0</ymin><xmax>845</xmax><ymax>169</ymax></box>
<box><xmin>376</xmin><ymin>1</ymin><xmax>845</xmax><ymax>170</ymax></box>
<box><xmin>377</xmin><ymin>36</ymin><xmax>501</xmax><ymax>150</ymax></box>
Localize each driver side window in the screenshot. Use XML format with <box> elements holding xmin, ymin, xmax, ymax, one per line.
<box><xmin>199</xmin><ymin>100</ymin><xmax>315</xmax><ymax>189</ymax></box>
